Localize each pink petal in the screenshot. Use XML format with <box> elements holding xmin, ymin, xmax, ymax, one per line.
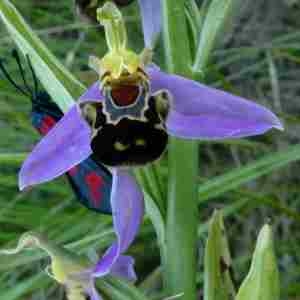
<box><xmin>19</xmin><ymin>105</ymin><xmax>92</xmax><ymax>190</ymax></box>
<box><xmin>79</xmin><ymin>81</ymin><xmax>104</xmax><ymax>104</ymax></box>
<box><xmin>110</xmin><ymin>255</ymin><xmax>137</xmax><ymax>282</ymax></box>
<box><xmin>93</xmin><ymin>170</ymin><xmax>144</xmax><ymax>278</ymax></box>
<box><xmin>148</xmin><ymin>67</ymin><xmax>283</xmax><ymax>140</ymax></box>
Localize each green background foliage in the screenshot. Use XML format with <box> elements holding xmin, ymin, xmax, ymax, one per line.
<box><xmin>0</xmin><ymin>0</ymin><xmax>299</xmax><ymax>299</ymax></box>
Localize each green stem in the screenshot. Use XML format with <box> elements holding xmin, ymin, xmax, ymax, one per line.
<box><xmin>161</xmin><ymin>1</ymin><xmax>199</xmax><ymax>299</ymax></box>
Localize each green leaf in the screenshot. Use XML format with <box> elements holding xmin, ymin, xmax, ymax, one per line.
<box><xmin>0</xmin><ymin>0</ymin><xmax>85</xmax><ymax>112</ymax></box>
<box><xmin>135</xmin><ymin>165</ymin><xmax>166</xmax><ymax>217</ymax></box>
<box><xmin>204</xmin><ymin>210</ymin><xmax>235</xmax><ymax>300</ymax></box>
<box><xmin>193</xmin><ymin>0</ymin><xmax>238</xmax><ymax>72</ymax></box>
<box><xmin>198</xmin><ymin>143</ymin><xmax>300</xmax><ymax>204</ymax></box>
<box><xmin>236</xmin><ymin>225</ymin><xmax>280</xmax><ymax>300</ymax></box>
<box><xmin>98</xmin><ymin>276</ymin><xmax>151</xmax><ymax>300</ymax></box>
<box><xmin>143</xmin><ymin>191</ymin><xmax>166</xmax><ymax>262</ymax></box>
<box><xmin>184</xmin><ymin>0</ymin><xmax>201</xmax><ymax>58</ymax></box>
<box><xmin>0</xmin><ymin>273</ymin><xmax>47</xmax><ymax>300</ymax></box>
<box><xmin>0</xmin><ymin>153</ymin><xmax>26</xmax><ymax>165</ymax></box>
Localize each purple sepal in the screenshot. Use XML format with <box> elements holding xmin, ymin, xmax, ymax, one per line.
<box><xmin>79</xmin><ymin>81</ymin><xmax>104</xmax><ymax>103</ymax></box>
<box><xmin>110</xmin><ymin>169</ymin><xmax>144</xmax><ymax>253</ymax></box>
<box><xmin>93</xmin><ymin>169</ymin><xmax>144</xmax><ymax>279</ymax></box>
<box><xmin>70</xmin><ymin>169</ymin><xmax>143</xmax><ymax>296</ymax></box>
<box><xmin>93</xmin><ymin>243</ymin><xmax>118</xmax><ymax>277</ymax></box>
<box><xmin>148</xmin><ymin>67</ymin><xmax>283</xmax><ymax>140</ymax></box>
<box><xmin>86</xmin><ymin>282</ymin><xmax>103</xmax><ymax>300</ymax></box>
<box><xmin>110</xmin><ymin>255</ymin><xmax>137</xmax><ymax>282</ymax></box>
<box><xmin>19</xmin><ymin>105</ymin><xmax>92</xmax><ymax>190</ymax></box>
<box><xmin>19</xmin><ymin>81</ymin><xmax>106</xmax><ymax>191</ymax></box>
<box><xmin>138</xmin><ymin>0</ymin><xmax>162</xmax><ymax>48</ymax></box>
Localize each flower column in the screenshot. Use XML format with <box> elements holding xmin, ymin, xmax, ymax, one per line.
<box><xmin>161</xmin><ymin>1</ymin><xmax>198</xmax><ymax>299</ymax></box>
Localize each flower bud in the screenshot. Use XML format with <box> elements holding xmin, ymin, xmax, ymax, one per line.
<box><xmin>236</xmin><ymin>225</ymin><xmax>280</xmax><ymax>300</ymax></box>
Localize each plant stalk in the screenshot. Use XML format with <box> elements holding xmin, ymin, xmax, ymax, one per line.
<box><xmin>161</xmin><ymin>1</ymin><xmax>199</xmax><ymax>299</ymax></box>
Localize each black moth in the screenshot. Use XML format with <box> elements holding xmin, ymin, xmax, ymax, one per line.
<box><xmin>80</xmin><ymin>68</ymin><xmax>171</xmax><ymax>167</ymax></box>
<box><xmin>0</xmin><ymin>50</ymin><xmax>113</xmax><ymax>214</ymax></box>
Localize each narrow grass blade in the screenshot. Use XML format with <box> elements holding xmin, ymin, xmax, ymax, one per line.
<box><xmin>0</xmin><ymin>0</ymin><xmax>85</xmax><ymax>112</ymax></box>
<box><xmin>0</xmin><ymin>153</ymin><xmax>26</xmax><ymax>165</ymax></box>
<box><xmin>193</xmin><ymin>0</ymin><xmax>238</xmax><ymax>72</ymax></box>
<box><xmin>98</xmin><ymin>276</ymin><xmax>151</xmax><ymax>300</ymax></box>
<box><xmin>198</xmin><ymin>143</ymin><xmax>300</xmax><ymax>204</ymax></box>
<box><xmin>144</xmin><ymin>191</ymin><xmax>166</xmax><ymax>262</ymax></box>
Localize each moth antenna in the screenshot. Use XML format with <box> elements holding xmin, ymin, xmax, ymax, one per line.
<box><xmin>0</xmin><ymin>56</ymin><xmax>30</xmax><ymax>97</ymax></box>
<box><xmin>26</xmin><ymin>54</ymin><xmax>39</xmax><ymax>100</ymax></box>
<box><xmin>11</xmin><ymin>49</ymin><xmax>33</xmax><ymax>95</ymax></box>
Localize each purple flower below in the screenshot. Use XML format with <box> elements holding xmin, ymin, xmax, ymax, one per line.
<box><xmin>79</xmin><ymin>169</ymin><xmax>144</xmax><ymax>299</ymax></box>
<box><xmin>92</xmin><ymin>169</ymin><xmax>144</xmax><ymax>278</ymax></box>
<box><xmin>0</xmin><ymin>170</ymin><xmax>143</xmax><ymax>300</ymax></box>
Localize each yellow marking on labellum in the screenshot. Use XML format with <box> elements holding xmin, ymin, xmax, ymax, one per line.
<box><xmin>114</xmin><ymin>141</ymin><xmax>130</xmax><ymax>151</ymax></box>
<box><xmin>135</xmin><ymin>139</ymin><xmax>146</xmax><ymax>146</ymax></box>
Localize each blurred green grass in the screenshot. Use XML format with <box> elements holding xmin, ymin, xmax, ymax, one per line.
<box><xmin>0</xmin><ymin>0</ymin><xmax>299</xmax><ymax>299</ymax></box>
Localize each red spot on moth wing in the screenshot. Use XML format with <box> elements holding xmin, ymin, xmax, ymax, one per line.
<box><xmin>85</xmin><ymin>172</ymin><xmax>104</xmax><ymax>207</ymax></box>
<box><xmin>39</xmin><ymin>116</ymin><xmax>57</xmax><ymax>135</ymax></box>
<box><xmin>111</xmin><ymin>85</ymin><xmax>139</xmax><ymax>107</ymax></box>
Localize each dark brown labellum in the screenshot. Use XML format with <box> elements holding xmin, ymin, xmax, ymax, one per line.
<box><xmin>80</xmin><ymin>88</ymin><xmax>171</xmax><ymax>167</ymax></box>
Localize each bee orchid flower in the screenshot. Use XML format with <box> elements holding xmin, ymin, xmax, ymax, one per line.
<box><xmin>0</xmin><ymin>169</ymin><xmax>143</xmax><ymax>299</ymax></box>
<box><xmin>19</xmin><ymin>2</ymin><xmax>283</xmax><ymax>193</ymax></box>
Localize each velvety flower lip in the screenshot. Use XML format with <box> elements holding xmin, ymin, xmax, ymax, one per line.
<box><xmin>138</xmin><ymin>0</ymin><xmax>161</xmax><ymax>48</ymax></box>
